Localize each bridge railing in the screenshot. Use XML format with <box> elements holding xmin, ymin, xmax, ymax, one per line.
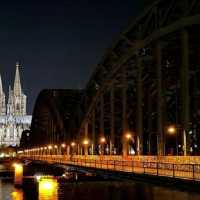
<box><xmin>20</xmin><ymin>155</ymin><xmax>200</xmax><ymax>181</ymax></box>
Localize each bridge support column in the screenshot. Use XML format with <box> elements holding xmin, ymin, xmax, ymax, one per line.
<box><xmin>92</xmin><ymin>110</ymin><xmax>96</xmax><ymax>155</ymax></box>
<box><xmin>122</xmin><ymin>67</ymin><xmax>129</xmax><ymax>157</ymax></box>
<box><xmin>110</xmin><ymin>83</ymin><xmax>115</xmax><ymax>155</ymax></box>
<box><xmin>156</xmin><ymin>41</ymin><xmax>165</xmax><ymax>156</ymax></box>
<box><xmin>100</xmin><ymin>94</ymin><xmax>105</xmax><ymax>155</ymax></box>
<box><xmin>180</xmin><ymin>29</ymin><xmax>190</xmax><ymax>156</ymax></box>
<box><xmin>84</xmin><ymin>122</ymin><xmax>89</xmax><ymax>156</ymax></box>
<box><xmin>136</xmin><ymin>55</ymin><xmax>143</xmax><ymax>155</ymax></box>
<box><xmin>147</xmin><ymin>86</ymin><xmax>153</xmax><ymax>155</ymax></box>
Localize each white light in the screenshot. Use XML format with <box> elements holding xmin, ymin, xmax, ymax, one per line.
<box><xmin>189</xmin><ymin>130</ymin><xmax>193</xmax><ymax>135</ymax></box>
<box><xmin>35</xmin><ymin>175</ymin><xmax>42</xmax><ymax>182</ymax></box>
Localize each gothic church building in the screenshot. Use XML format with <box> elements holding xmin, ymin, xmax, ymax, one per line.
<box><xmin>0</xmin><ymin>63</ymin><xmax>32</xmax><ymax>147</ymax></box>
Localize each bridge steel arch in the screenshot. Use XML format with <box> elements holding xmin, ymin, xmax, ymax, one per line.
<box><xmin>76</xmin><ymin>0</ymin><xmax>200</xmax><ymax>156</ymax></box>
<box><xmin>30</xmin><ymin>89</ymin><xmax>83</xmax><ymax>147</ymax></box>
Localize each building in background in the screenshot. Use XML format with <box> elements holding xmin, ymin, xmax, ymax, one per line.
<box><xmin>0</xmin><ymin>62</ymin><xmax>32</xmax><ymax>147</ymax></box>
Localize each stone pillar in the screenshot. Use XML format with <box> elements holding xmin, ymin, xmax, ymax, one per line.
<box><xmin>180</xmin><ymin>29</ymin><xmax>190</xmax><ymax>155</ymax></box>
<box><xmin>156</xmin><ymin>42</ymin><xmax>165</xmax><ymax>156</ymax></box>
<box><xmin>136</xmin><ymin>55</ymin><xmax>143</xmax><ymax>155</ymax></box>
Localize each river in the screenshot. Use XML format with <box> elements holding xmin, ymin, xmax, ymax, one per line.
<box><xmin>0</xmin><ymin>176</ymin><xmax>200</xmax><ymax>200</ymax></box>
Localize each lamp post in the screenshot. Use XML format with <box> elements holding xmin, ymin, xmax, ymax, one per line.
<box><xmin>99</xmin><ymin>137</ymin><xmax>106</xmax><ymax>155</ymax></box>
<box><xmin>61</xmin><ymin>143</ymin><xmax>66</xmax><ymax>155</ymax></box>
<box><xmin>83</xmin><ymin>139</ymin><xmax>89</xmax><ymax>156</ymax></box>
<box><xmin>167</xmin><ymin>125</ymin><xmax>187</xmax><ymax>156</ymax></box>
<box><xmin>70</xmin><ymin>142</ymin><xmax>76</xmax><ymax>155</ymax></box>
<box><xmin>123</xmin><ymin>132</ymin><xmax>133</xmax><ymax>156</ymax></box>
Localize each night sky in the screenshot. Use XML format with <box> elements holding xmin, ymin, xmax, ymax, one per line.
<box><xmin>0</xmin><ymin>0</ymin><xmax>147</xmax><ymax>114</ymax></box>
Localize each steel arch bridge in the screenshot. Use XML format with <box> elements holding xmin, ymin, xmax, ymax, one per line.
<box><xmin>29</xmin><ymin>0</ymin><xmax>200</xmax><ymax>156</ymax></box>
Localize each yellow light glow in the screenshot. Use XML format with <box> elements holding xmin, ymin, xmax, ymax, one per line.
<box><xmin>35</xmin><ymin>175</ymin><xmax>42</xmax><ymax>182</ymax></box>
<box><xmin>71</xmin><ymin>142</ymin><xmax>76</xmax><ymax>147</ymax></box>
<box><xmin>54</xmin><ymin>145</ymin><xmax>58</xmax><ymax>149</ymax></box>
<box><xmin>100</xmin><ymin>137</ymin><xmax>106</xmax><ymax>143</ymax></box>
<box><xmin>48</xmin><ymin>145</ymin><xmax>52</xmax><ymax>150</ymax></box>
<box><xmin>83</xmin><ymin>139</ymin><xmax>89</xmax><ymax>145</ymax></box>
<box><xmin>168</xmin><ymin>126</ymin><xmax>176</xmax><ymax>134</ymax></box>
<box><xmin>13</xmin><ymin>163</ymin><xmax>23</xmax><ymax>186</ymax></box>
<box><xmin>61</xmin><ymin>143</ymin><xmax>66</xmax><ymax>148</ymax></box>
<box><xmin>39</xmin><ymin>178</ymin><xmax>58</xmax><ymax>200</ymax></box>
<box><xmin>125</xmin><ymin>133</ymin><xmax>132</xmax><ymax>140</ymax></box>
<box><xmin>11</xmin><ymin>189</ymin><xmax>23</xmax><ymax>200</ymax></box>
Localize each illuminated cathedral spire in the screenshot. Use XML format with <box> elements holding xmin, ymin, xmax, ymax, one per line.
<box><xmin>0</xmin><ymin>62</ymin><xmax>31</xmax><ymax>147</ymax></box>
<box><xmin>0</xmin><ymin>74</ymin><xmax>6</xmax><ymax>115</ymax></box>
<box><xmin>13</xmin><ymin>62</ymin><xmax>22</xmax><ymax>96</ymax></box>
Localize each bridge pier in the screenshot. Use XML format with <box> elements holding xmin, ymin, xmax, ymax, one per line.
<box><xmin>92</xmin><ymin>109</ymin><xmax>96</xmax><ymax>155</ymax></box>
<box><xmin>100</xmin><ymin>94</ymin><xmax>105</xmax><ymax>155</ymax></box>
<box><xmin>136</xmin><ymin>54</ymin><xmax>143</xmax><ymax>155</ymax></box>
<box><xmin>156</xmin><ymin>41</ymin><xmax>165</xmax><ymax>156</ymax></box>
<box><xmin>84</xmin><ymin>122</ymin><xmax>89</xmax><ymax>155</ymax></box>
<box><xmin>110</xmin><ymin>82</ymin><xmax>115</xmax><ymax>155</ymax></box>
<box><xmin>180</xmin><ymin>29</ymin><xmax>190</xmax><ymax>156</ymax></box>
<box><xmin>122</xmin><ymin>66</ymin><xmax>129</xmax><ymax>157</ymax></box>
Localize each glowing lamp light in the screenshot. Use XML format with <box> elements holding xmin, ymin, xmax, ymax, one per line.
<box><xmin>125</xmin><ymin>133</ymin><xmax>132</xmax><ymax>140</ymax></box>
<box><xmin>83</xmin><ymin>139</ymin><xmax>89</xmax><ymax>145</ymax></box>
<box><xmin>100</xmin><ymin>137</ymin><xmax>106</xmax><ymax>143</ymax></box>
<box><xmin>61</xmin><ymin>143</ymin><xmax>66</xmax><ymax>148</ymax></box>
<box><xmin>54</xmin><ymin>145</ymin><xmax>58</xmax><ymax>149</ymax></box>
<box><xmin>48</xmin><ymin>145</ymin><xmax>52</xmax><ymax>150</ymax></box>
<box><xmin>168</xmin><ymin>126</ymin><xmax>176</xmax><ymax>134</ymax></box>
<box><xmin>35</xmin><ymin>175</ymin><xmax>42</xmax><ymax>182</ymax></box>
<box><xmin>71</xmin><ymin>142</ymin><xmax>76</xmax><ymax>147</ymax></box>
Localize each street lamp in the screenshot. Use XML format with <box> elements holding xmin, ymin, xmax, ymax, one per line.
<box><xmin>167</xmin><ymin>125</ymin><xmax>187</xmax><ymax>156</ymax></box>
<box><xmin>83</xmin><ymin>139</ymin><xmax>89</xmax><ymax>145</ymax></box>
<box><xmin>167</xmin><ymin>125</ymin><xmax>178</xmax><ymax>155</ymax></box>
<box><xmin>123</xmin><ymin>132</ymin><xmax>133</xmax><ymax>156</ymax></box>
<box><xmin>71</xmin><ymin>142</ymin><xmax>76</xmax><ymax>147</ymax></box>
<box><xmin>125</xmin><ymin>133</ymin><xmax>132</xmax><ymax>140</ymax></box>
<box><xmin>167</xmin><ymin>126</ymin><xmax>176</xmax><ymax>135</ymax></box>
<box><xmin>99</xmin><ymin>137</ymin><xmax>106</xmax><ymax>155</ymax></box>
<box><xmin>83</xmin><ymin>139</ymin><xmax>89</xmax><ymax>155</ymax></box>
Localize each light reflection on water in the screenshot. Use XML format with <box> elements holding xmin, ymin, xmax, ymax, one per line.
<box><xmin>11</xmin><ymin>189</ymin><xmax>23</xmax><ymax>200</ymax></box>
<box><xmin>0</xmin><ymin>176</ymin><xmax>200</xmax><ymax>200</ymax></box>
<box><xmin>38</xmin><ymin>178</ymin><xmax>58</xmax><ymax>200</ymax></box>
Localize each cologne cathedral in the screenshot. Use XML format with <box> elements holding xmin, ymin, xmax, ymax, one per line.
<box><xmin>0</xmin><ymin>63</ymin><xmax>32</xmax><ymax>147</ymax></box>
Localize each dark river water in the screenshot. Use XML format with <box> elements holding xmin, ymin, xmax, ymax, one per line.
<box><xmin>0</xmin><ymin>177</ymin><xmax>200</xmax><ymax>200</ymax></box>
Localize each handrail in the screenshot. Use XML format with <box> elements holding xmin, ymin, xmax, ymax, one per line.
<box><xmin>21</xmin><ymin>155</ymin><xmax>200</xmax><ymax>181</ymax></box>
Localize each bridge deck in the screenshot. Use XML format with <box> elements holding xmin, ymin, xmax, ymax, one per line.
<box><xmin>21</xmin><ymin>155</ymin><xmax>200</xmax><ymax>181</ymax></box>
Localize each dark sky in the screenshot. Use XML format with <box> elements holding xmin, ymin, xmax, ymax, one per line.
<box><xmin>0</xmin><ymin>0</ymin><xmax>147</xmax><ymax>114</ymax></box>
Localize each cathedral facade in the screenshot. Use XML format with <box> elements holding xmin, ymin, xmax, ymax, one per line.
<box><xmin>0</xmin><ymin>63</ymin><xmax>32</xmax><ymax>147</ymax></box>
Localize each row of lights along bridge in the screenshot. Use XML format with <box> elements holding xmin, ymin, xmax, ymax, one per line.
<box><xmin>20</xmin><ymin>125</ymin><xmax>195</xmax><ymax>156</ymax></box>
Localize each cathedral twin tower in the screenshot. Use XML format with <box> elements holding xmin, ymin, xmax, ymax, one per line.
<box><xmin>0</xmin><ymin>63</ymin><xmax>32</xmax><ymax>147</ymax></box>
<box><xmin>0</xmin><ymin>62</ymin><xmax>26</xmax><ymax>116</ymax></box>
